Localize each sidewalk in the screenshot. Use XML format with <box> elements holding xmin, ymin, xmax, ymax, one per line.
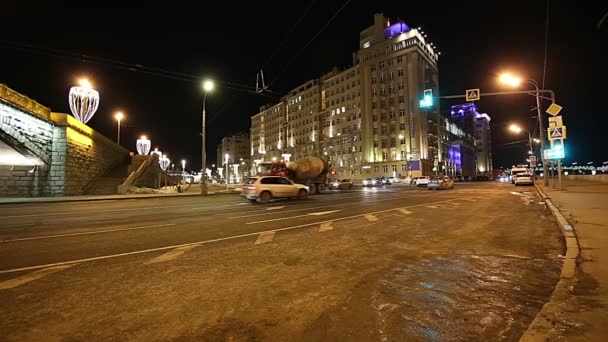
<box><xmin>0</xmin><ymin>184</ymin><xmax>241</xmax><ymax>205</ymax></box>
<box><xmin>538</xmin><ymin>179</ymin><xmax>608</xmax><ymax>341</ymax></box>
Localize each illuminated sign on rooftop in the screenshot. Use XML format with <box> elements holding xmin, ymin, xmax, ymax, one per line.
<box><xmin>384</xmin><ymin>21</ymin><xmax>411</xmax><ymax>39</ymax></box>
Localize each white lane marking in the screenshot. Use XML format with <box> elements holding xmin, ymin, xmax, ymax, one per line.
<box><xmin>309</xmin><ymin>210</ymin><xmax>341</xmax><ymax>216</ymax></box>
<box><xmin>144</xmin><ymin>244</ymin><xmax>200</xmax><ymax>264</ymax></box>
<box><xmin>426</xmin><ymin>205</ymin><xmax>439</xmax><ymax>209</ymax></box>
<box><xmin>399</xmin><ymin>209</ymin><xmax>413</xmax><ymax>215</ymax></box>
<box><xmin>365</xmin><ymin>214</ymin><xmax>378</xmax><ymax>222</ymax></box>
<box><xmin>0</xmin><ymin>224</ymin><xmax>176</xmax><ymax>243</ymax></box>
<box><xmin>246</xmin><ymin>210</ymin><xmax>342</xmax><ymax>225</ymax></box>
<box><xmin>227</xmin><ymin>193</ymin><xmax>441</xmax><ymax>219</ymax></box>
<box><xmin>319</xmin><ymin>222</ymin><xmax>333</xmax><ymax>232</ymax></box>
<box><xmin>0</xmin><ymin>264</ymin><xmax>75</xmax><ymax>290</ymax></box>
<box><xmin>266</xmin><ymin>206</ymin><xmax>286</xmax><ymax>210</ymax></box>
<box><xmin>0</xmin><ymin>198</ymin><xmax>463</xmax><ymax>275</ymax></box>
<box><xmin>254</xmin><ymin>231</ymin><xmax>275</xmax><ymax>245</ymax></box>
<box><xmin>461</xmin><ymin>198</ymin><xmax>477</xmax><ymax>202</ymax></box>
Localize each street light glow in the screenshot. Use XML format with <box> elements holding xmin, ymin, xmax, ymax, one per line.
<box><xmin>79</xmin><ymin>78</ymin><xmax>92</xmax><ymax>89</ymax></box>
<box><xmin>398</xmin><ymin>134</ymin><xmax>404</xmax><ymax>139</ymax></box>
<box><xmin>203</xmin><ymin>79</ymin><xmax>215</xmax><ymax>92</ymax></box>
<box><xmin>114</xmin><ymin>112</ymin><xmax>124</xmax><ymax>121</ymax></box>
<box><xmin>509</xmin><ymin>124</ymin><xmax>523</xmax><ymax>133</ymax></box>
<box><xmin>533</xmin><ymin>138</ymin><xmax>541</xmax><ymax>143</ymax></box>
<box><xmin>499</xmin><ymin>73</ymin><xmax>522</xmax><ymax>87</ymax></box>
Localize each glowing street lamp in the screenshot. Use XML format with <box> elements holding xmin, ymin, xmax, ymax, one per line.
<box><xmin>498</xmin><ymin>73</ymin><xmax>522</xmax><ymax>87</ymax></box>
<box><xmin>509</xmin><ymin>124</ymin><xmax>523</xmax><ymax>134</ymax></box>
<box><xmin>114</xmin><ymin>111</ymin><xmax>124</xmax><ymax>144</ymax></box>
<box><xmin>69</xmin><ymin>78</ymin><xmax>100</xmax><ymax>124</ymax></box>
<box><xmin>200</xmin><ymin>78</ymin><xmax>215</xmax><ymax>195</ymax></box>
<box><xmin>136</xmin><ymin>135</ymin><xmax>151</xmax><ymax>155</ymax></box>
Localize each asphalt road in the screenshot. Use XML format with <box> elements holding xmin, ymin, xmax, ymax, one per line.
<box><xmin>0</xmin><ymin>182</ymin><xmax>564</xmax><ymax>341</ymax></box>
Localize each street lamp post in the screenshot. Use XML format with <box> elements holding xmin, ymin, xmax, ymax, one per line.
<box><xmin>114</xmin><ymin>112</ymin><xmax>124</xmax><ymax>144</ymax></box>
<box><xmin>181</xmin><ymin>159</ymin><xmax>186</xmax><ymax>183</ymax></box>
<box><xmin>200</xmin><ymin>79</ymin><xmax>215</xmax><ymax>195</ymax></box>
<box><xmin>224</xmin><ymin>153</ymin><xmax>230</xmax><ymax>190</ymax></box>
<box><xmin>499</xmin><ymin>73</ymin><xmax>551</xmax><ymax>186</ymax></box>
<box><xmin>509</xmin><ymin>124</ymin><xmax>540</xmax><ymax>171</ymax></box>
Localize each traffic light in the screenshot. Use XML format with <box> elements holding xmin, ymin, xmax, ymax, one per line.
<box><xmin>419</xmin><ymin>89</ymin><xmax>433</xmax><ymax>108</ymax></box>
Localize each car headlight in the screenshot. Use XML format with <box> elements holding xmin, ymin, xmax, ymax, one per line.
<box><xmin>363</xmin><ymin>181</ymin><xmax>368</xmax><ymax>185</ymax></box>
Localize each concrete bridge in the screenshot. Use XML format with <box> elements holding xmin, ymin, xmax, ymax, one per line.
<box><xmin>0</xmin><ymin>84</ymin><xmax>131</xmax><ymax>196</ymax></box>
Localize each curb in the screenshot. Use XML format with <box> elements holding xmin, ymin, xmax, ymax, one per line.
<box><xmin>0</xmin><ymin>191</ymin><xmax>240</xmax><ymax>205</ymax></box>
<box><xmin>519</xmin><ymin>184</ymin><xmax>580</xmax><ymax>341</ymax></box>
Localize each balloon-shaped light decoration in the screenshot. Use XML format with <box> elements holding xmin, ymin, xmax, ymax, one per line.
<box><xmin>159</xmin><ymin>155</ymin><xmax>170</xmax><ymax>171</ymax></box>
<box><xmin>69</xmin><ymin>78</ymin><xmax>99</xmax><ymax>124</ymax></box>
<box><xmin>136</xmin><ymin>135</ymin><xmax>151</xmax><ymax>155</ymax></box>
<box><xmin>152</xmin><ymin>147</ymin><xmax>162</xmax><ymax>158</ymax></box>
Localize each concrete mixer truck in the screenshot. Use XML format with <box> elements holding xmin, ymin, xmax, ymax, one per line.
<box><xmin>256</xmin><ymin>157</ymin><xmax>330</xmax><ymax>194</ymax></box>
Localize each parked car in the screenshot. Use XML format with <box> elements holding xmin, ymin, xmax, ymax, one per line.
<box><xmin>241</xmin><ymin>176</ymin><xmax>309</xmax><ymax>203</ymax></box>
<box><xmin>329</xmin><ymin>178</ymin><xmax>353</xmax><ymax>190</ymax></box>
<box><xmin>427</xmin><ymin>176</ymin><xmax>455</xmax><ymax>190</ymax></box>
<box><xmin>510</xmin><ymin>167</ymin><xmax>530</xmax><ymax>184</ymax></box>
<box><xmin>514</xmin><ymin>173</ymin><xmax>534</xmax><ymax>186</ymax></box>
<box><xmin>453</xmin><ymin>175</ymin><xmax>465</xmax><ymax>182</ymax></box>
<box><xmin>362</xmin><ymin>177</ymin><xmax>380</xmax><ymax>187</ymax></box>
<box><xmin>415</xmin><ymin>176</ymin><xmax>431</xmax><ymax>187</ymax></box>
<box><xmin>388</xmin><ymin>177</ymin><xmax>401</xmax><ymax>183</ymax></box>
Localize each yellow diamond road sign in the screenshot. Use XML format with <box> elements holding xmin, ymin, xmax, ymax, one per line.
<box><xmin>546</xmin><ymin>103</ymin><xmax>563</xmax><ymax>116</ymax></box>
<box><xmin>465</xmin><ymin>88</ymin><xmax>480</xmax><ymax>101</ymax></box>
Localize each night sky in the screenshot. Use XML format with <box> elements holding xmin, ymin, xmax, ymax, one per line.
<box><xmin>1</xmin><ymin>1</ymin><xmax>606</xmax><ymax>171</ymax></box>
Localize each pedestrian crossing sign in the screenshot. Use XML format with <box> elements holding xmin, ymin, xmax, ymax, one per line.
<box><xmin>548</xmin><ymin>126</ymin><xmax>567</xmax><ymax>140</ymax></box>
<box><xmin>465</xmin><ymin>88</ymin><xmax>480</xmax><ymax>101</ymax></box>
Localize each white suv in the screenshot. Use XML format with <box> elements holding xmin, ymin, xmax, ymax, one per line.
<box><xmin>241</xmin><ymin>176</ymin><xmax>309</xmax><ymax>203</ymax></box>
<box><xmin>415</xmin><ymin>176</ymin><xmax>431</xmax><ymax>186</ymax></box>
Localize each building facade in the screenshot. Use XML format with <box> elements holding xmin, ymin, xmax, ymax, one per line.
<box><xmin>450</xmin><ymin>103</ymin><xmax>493</xmax><ymax>175</ymax></box>
<box><xmin>250</xmin><ymin>13</ymin><xmax>442</xmax><ymax>179</ymax></box>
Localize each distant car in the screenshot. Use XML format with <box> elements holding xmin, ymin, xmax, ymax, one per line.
<box><xmin>514</xmin><ymin>173</ymin><xmax>534</xmax><ymax>186</ymax></box>
<box><xmin>388</xmin><ymin>177</ymin><xmax>401</xmax><ymax>183</ymax></box>
<box><xmin>378</xmin><ymin>177</ymin><xmax>392</xmax><ymax>186</ymax></box>
<box><xmin>410</xmin><ymin>177</ymin><xmax>420</xmax><ymax>185</ymax></box>
<box><xmin>510</xmin><ymin>167</ymin><xmax>530</xmax><ymax>184</ymax></box>
<box><xmin>329</xmin><ymin>179</ymin><xmax>353</xmax><ymax>190</ymax></box>
<box><xmin>427</xmin><ymin>176</ymin><xmax>455</xmax><ymax>190</ymax></box>
<box><xmin>241</xmin><ymin>176</ymin><xmax>309</xmax><ymax>203</ymax></box>
<box><xmin>415</xmin><ymin>176</ymin><xmax>431</xmax><ymax>187</ymax></box>
<box><xmin>453</xmin><ymin>175</ymin><xmax>465</xmax><ymax>182</ymax></box>
<box><xmin>362</xmin><ymin>177</ymin><xmax>380</xmax><ymax>187</ymax></box>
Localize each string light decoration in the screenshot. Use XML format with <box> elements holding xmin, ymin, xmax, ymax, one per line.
<box><xmin>69</xmin><ymin>79</ymin><xmax>99</xmax><ymax>124</ymax></box>
<box><xmin>136</xmin><ymin>135</ymin><xmax>151</xmax><ymax>155</ymax></box>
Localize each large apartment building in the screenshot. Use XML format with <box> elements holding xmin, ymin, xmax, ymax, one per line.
<box><xmin>251</xmin><ymin>13</ymin><xmax>443</xmax><ymax>179</ymax></box>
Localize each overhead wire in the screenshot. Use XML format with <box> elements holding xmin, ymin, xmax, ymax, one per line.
<box><xmin>267</xmin><ymin>0</ymin><xmax>353</xmax><ymax>88</ymax></box>
<box><xmin>0</xmin><ymin>40</ymin><xmax>281</xmax><ymax>99</ymax></box>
